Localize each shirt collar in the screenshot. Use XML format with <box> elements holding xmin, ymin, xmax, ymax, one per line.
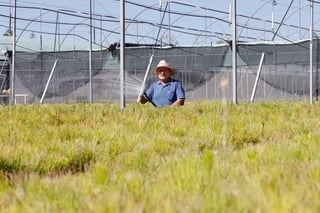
<box><xmin>157</xmin><ymin>77</ymin><xmax>172</xmax><ymax>85</ymax></box>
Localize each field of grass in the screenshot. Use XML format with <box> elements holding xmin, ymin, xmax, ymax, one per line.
<box><xmin>0</xmin><ymin>100</ymin><xmax>319</xmax><ymax>212</ymax></box>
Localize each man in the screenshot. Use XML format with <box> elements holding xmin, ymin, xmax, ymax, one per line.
<box><xmin>139</xmin><ymin>60</ymin><xmax>185</xmax><ymax>107</ymax></box>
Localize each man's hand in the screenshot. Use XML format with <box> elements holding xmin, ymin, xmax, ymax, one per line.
<box><xmin>139</xmin><ymin>94</ymin><xmax>148</xmax><ymax>104</ymax></box>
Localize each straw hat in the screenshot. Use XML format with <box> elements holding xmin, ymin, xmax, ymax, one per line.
<box><xmin>152</xmin><ymin>60</ymin><xmax>176</xmax><ymax>75</ymax></box>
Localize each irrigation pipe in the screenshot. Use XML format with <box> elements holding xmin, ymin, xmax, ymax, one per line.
<box><xmin>40</xmin><ymin>59</ymin><xmax>59</xmax><ymax>104</ymax></box>
<box><xmin>250</xmin><ymin>52</ymin><xmax>265</xmax><ymax>103</ymax></box>
<box><xmin>137</xmin><ymin>54</ymin><xmax>154</xmax><ymax>101</ymax></box>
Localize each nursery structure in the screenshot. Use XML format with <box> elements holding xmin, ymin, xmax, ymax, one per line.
<box><xmin>0</xmin><ymin>0</ymin><xmax>319</xmax><ymax>104</ymax></box>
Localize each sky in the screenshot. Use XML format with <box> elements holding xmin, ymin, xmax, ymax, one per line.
<box><xmin>0</xmin><ymin>0</ymin><xmax>319</xmax><ymax>51</ymax></box>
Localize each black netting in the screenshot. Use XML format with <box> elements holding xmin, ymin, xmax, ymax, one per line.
<box><xmin>238</xmin><ymin>39</ymin><xmax>320</xmax><ymax>95</ymax></box>
<box><xmin>123</xmin><ymin>46</ymin><xmax>228</xmax><ymax>93</ymax></box>
<box><xmin>15</xmin><ymin>50</ymin><xmax>107</xmax><ymax>98</ymax></box>
<box><xmin>6</xmin><ymin>39</ymin><xmax>320</xmax><ymax>103</ymax></box>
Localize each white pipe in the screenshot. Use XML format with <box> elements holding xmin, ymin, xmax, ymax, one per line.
<box><xmin>137</xmin><ymin>54</ymin><xmax>154</xmax><ymax>102</ymax></box>
<box><xmin>40</xmin><ymin>59</ymin><xmax>59</xmax><ymax>104</ymax></box>
<box><xmin>250</xmin><ymin>52</ymin><xmax>265</xmax><ymax>103</ymax></box>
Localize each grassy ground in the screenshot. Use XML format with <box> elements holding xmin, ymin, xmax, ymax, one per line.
<box><xmin>0</xmin><ymin>101</ymin><xmax>319</xmax><ymax>212</ymax></box>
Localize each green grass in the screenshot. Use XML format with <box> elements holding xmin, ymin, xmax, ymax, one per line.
<box><xmin>0</xmin><ymin>101</ymin><xmax>319</xmax><ymax>212</ymax></box>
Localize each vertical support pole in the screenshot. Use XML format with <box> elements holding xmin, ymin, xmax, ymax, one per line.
<box><xmin>232</xmin><ymin>0</ymin><xmax>237</xmax><ymax>104</ymax></box>
<box><xmin>250</xmin><ymin>52</ymin><xmax>265</xmax><ymax>103</ymax></box>
<box><xmin>54</xmin><ymin>12</ymin><xmax>59</xmax><ymax>52</ymax></box>
<box><xmin>272</xmin><ymin>2</ymin><xmax>275</xmax><ymax>33</ymax></box>
<box><xmin>89</xmin><ymin>0</ymin><xmax>93</xmax><ymax>103</ymax></box>
<box><xmin>310</xmin><ymin>1</ymin><xmax>313</xmax><ymax>105</ymax></box>
<box><xmin>316</xmin><ymin>39</ymin><xmax>319</xmax><ymax>101</ymax></box>
<box><xmin>168</xmin><ymin>1</ymin><xmax>171</xmax><ymax>45</ymax></box>
<box><xmin>120</xmin><ymin>0</ymin><xmax>125</xmax><ymax>109</ymax></box>
<box><xmin>299</xmin><ymin>0</ymin><xmax>301</xmax><ymax>39</ymax></box>
<box><xmin>11</xmin><ymin>0</ymin><xmax>16</xmax><ymax>104</ymax></box>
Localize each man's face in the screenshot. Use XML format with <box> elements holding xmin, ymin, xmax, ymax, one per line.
<box><xmin>157</xmin><ymin>67</ymin><xmax>171</xmax><ymax>81</ymax></box>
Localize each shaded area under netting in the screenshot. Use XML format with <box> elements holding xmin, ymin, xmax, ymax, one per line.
<box><xmin>5</xmin><ymin>40</ymin><xmax>320</xmax><ymax>103</ymax></box>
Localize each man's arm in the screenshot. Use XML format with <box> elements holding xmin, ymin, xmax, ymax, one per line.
<box><xmin>171</xmin><ymin>98</ymin><xmax>185</xmax><ymax>106</ymax></box>
<box><xmin>171</xmin><ymin>81</ymin><xmax>185</xmax><ymax>106</ymax></box>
